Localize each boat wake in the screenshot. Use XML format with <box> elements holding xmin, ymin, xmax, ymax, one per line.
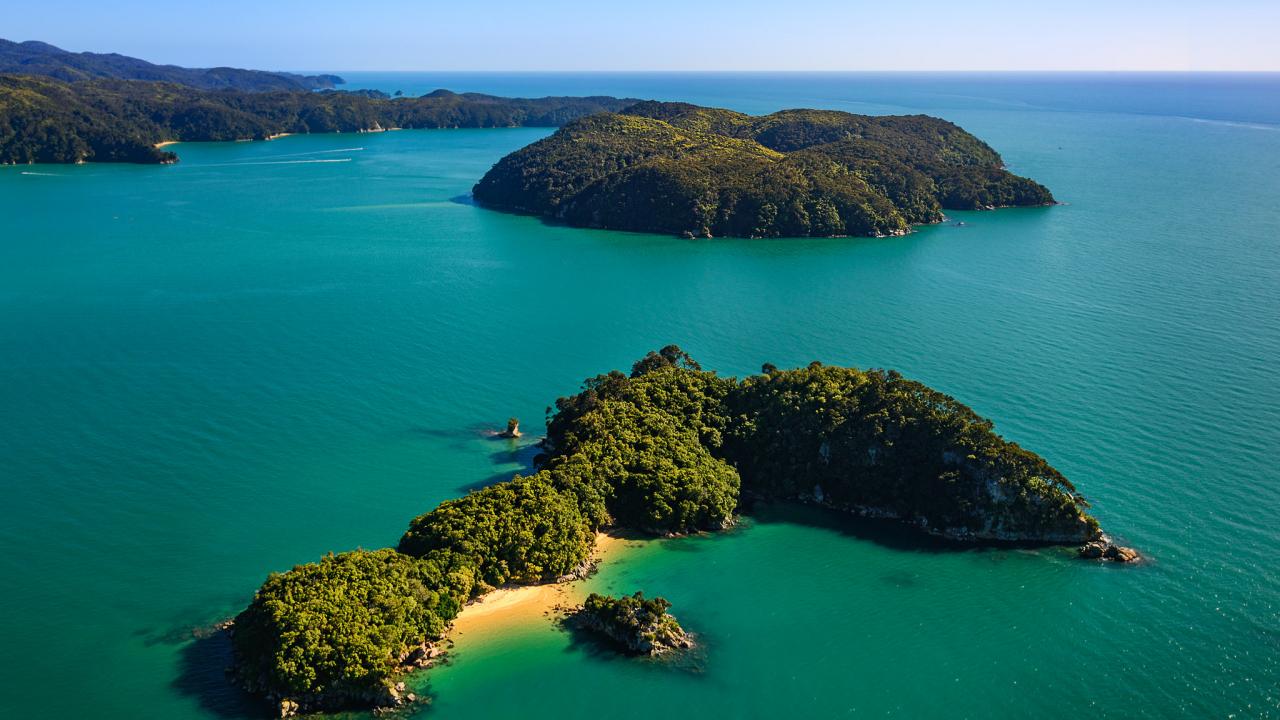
<box><xmin>198</xmin><ymin>158</ymin><xmax>353</xmax><ymax>167</ymax></box>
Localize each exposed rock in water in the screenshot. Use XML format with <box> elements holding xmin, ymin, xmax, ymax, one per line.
<box><xmin>496</xmin><ymin>416</ymin><xmax>522</xmax><ymax>438</ymax></box>
<box><xmin>1079</xmin><ymin>537</ymin><xmax>1140</xmax><ymax>563</ymax></box>
<box><xmin>1103</xmin><ymin>544</ymin><xmax>1141</xmax><ymax>562</ymax></box>
<box><xmin>569</xmin><ymin>591</ymin><xmax>694</xmax><ymax>656</ymax></box>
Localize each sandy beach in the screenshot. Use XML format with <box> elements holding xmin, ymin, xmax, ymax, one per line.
<box><xmin>153</xmin><ymin>140</ymin><xmax>179</xmax><ymax>148</ymax></box>
<box><xmin>448</xmin><ymin>532</ymin><xmax>633</xmax><ymax>643</ymax></box>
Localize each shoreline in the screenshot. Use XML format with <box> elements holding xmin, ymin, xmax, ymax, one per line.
<box><xmin>154</xmin><ymin>140</ymin><xmax>179</xmax><ymax>148</ymax></box>
<box><xmin>447</xmin><ymin>532</ymin><xmax>634</xmax><ymax>643</ymax></box>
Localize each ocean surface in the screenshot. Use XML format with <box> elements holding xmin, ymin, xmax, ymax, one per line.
<box><xmin>1</xmin><ymin>73</ymin><xmax>1278</xmax><ymax>718</ymax></box>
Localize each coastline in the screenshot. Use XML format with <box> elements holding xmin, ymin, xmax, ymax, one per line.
<box><xmin>154</xmin><ymin>140</ymin><xmax>179</xmax><ymax>148</ymax></box>
<box><xmin>448</xmin><ymin>532</ymin><xmax>634</xmax><ymax>643</ymax></box>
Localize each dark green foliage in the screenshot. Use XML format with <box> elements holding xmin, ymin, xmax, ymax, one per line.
<box><xmin>397</xmin><ymin>474</ymin><xmax>592</xmax><ymax>588</ymax></box>
<box><xmin>543</xmin><ymin>350</ymin><xmax>739</xmax><ymax>533</ymax></box>
<box><xmin>472</xmin><ymin>101</ymin><xmax>1055</xmax><ymax>238</ymax></box>
<box><xmin>0</xmin><ymin>38</ymin><xmax>341</xmax><ymax>91</ymax></box>
<box><xmin>721</xmin><ymin>364</ymin><xmax>1099</xmax><ymax>540</ymax></box>
<box><xmin>0</xmin><ymin>73</ymin><xmax>637</xmax><ymax>164</ymax></box>
<box><xmin>539</xmin><ymin>346</ymin><xmax>1096</xmax><ymax>542</ymax></box>
<box><xmin>231</xmin><ymin>549</ymin><xmax>469</xmax><ymax>702</ymax></box>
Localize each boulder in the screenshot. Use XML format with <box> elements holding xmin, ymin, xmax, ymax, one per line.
<box><xmin>1103</xmin><ymin>545</ymin><xmax>1140</xmax><ymax>563</ymax></box>
<box><xmin>1078</xmin><ymin>541</ymin><xmax>1106</xmax><ymax>559</ymax></box>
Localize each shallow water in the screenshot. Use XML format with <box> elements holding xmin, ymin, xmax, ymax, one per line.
<box><xmin>1</xmin><ymin>73</ymin><xmax>1278</xmax><ymax>718</ymax></box>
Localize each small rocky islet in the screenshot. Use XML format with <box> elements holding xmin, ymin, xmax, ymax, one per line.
<box><xmin>227</xmin><ymin>346</ymin><xmax>1136</xmax><ymax>716</ymax></box>
<box><xmin>567</xmin><ymin>592</ymin><xmax>694</xmax><ymax>656</ymax></box>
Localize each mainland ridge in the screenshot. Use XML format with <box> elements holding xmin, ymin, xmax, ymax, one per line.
<box><xmin>228</xmin><ymin>347</ymin><xmax>1136</xmax><ymax>717</ymax></box>
<box><xmin>1</xmin><ymin>40</ymin><xmax>1053</xmax><ymax>240</ymax></box>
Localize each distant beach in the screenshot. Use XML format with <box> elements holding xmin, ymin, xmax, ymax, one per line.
<box><xmin>449</xmin><ymin>532</ymin><xmax>633</xmax><ymax>643</ymax></box>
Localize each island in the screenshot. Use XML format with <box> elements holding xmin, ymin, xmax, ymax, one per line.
<box><xmin>568</xmin><ymin>592</ymin><xmax>694</xmax><ymax>655</ymax></box>
<box><xmin>0</xmin><ymin>74</ymin><xmax>637</xmax><ymax>164</ymax></box>
<box><xmin>225</xmin><ymin>345</ymin><xmax>1136</xmax><ymax>712</ymax></box>
<box><xmin>472</xmin><ymin>101</ymin><xmax>1055</xmax><ymax>238</ymax></box>
<box><xmin>230</xmin><ymin>346</ymin><xmax>1135</xmax><ymax>716</ymax></box>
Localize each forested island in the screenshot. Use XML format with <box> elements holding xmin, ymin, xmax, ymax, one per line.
<box><xmin>472</xmin><ymin>101</ymin><xmax>1055</xmax><ymax>238</ymax></box>
<box><xmin>0</xmin><ymin>38</ymin><xmax>342</xmax><ymax>91</ymax></box>
<box><xmin>230</xmin><ymin>347</ymin><xmax>1133</xmax><ymax>717</ymax></box>
<box><xmin>0</xmin><ymin>74</ymin><xmax>635</xmax><ymax>164</ymax></box>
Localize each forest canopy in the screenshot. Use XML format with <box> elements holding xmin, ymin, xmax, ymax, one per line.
<box><xmin>0</xmin><ymin>73</ymin><xmax>636</xmax><ymax>164</ymax></box>
<box><xmin>472</xmin><ymin>101</ymin><xmax>1055</xmax><ymax>238</ymax></box>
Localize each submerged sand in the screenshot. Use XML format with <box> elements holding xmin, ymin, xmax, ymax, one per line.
<box><xmin>448</xmin><ymin>532</ymin><xmax>634</xmax><ymax>643</ymax></box>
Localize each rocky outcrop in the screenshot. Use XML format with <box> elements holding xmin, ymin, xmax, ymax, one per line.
<box><xmin>569</xmin><ymin>592</ymin><xmax>693</xmax><ymax>656</ymax></box>
<box><xmin>273</xmin><ymin>678</ymin><xmax>421</xmax><ymax>718</ymax></box>
<box><xmin>1079</xmin><ymin>537</ymin><xmax>1140</xmax><ymax>563</ymax></box>
<box><xmin>786</xmin><ymin>483</ymin><xmax>1101</xmax><ymax>546</ymax></box>
<box><xmin>496</xmin><ymin>417</ymin><xmax>522</xmax><ymax>438</ymax></box>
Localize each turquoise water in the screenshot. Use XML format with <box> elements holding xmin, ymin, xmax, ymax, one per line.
<box><xmin>2</xmin><ymin>74</ymin><xmax>1278</xmax><ymax>718</ymax></box>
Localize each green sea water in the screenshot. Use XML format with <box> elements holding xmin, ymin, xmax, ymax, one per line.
<box><xmin>2</xmin><ymin>74</ymin><xmax>1278</xmax><ymax>718</ymax></box>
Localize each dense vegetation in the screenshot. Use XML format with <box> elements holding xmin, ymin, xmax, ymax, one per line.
<box><xmin>396</xmin><ymin>474</ymin><xmax>593</xmax><ymax>588</ymax></box>
<box><xmin>233</xmin><ymin>346</ymin><xmax>1101</xmax><ymax>714</ymax></box>
<box><xmin>472</xmin><ymin>101</ymin><xmax>1055</xmax><ymax>238</ymax></box>
<box><xmin>0</xmin><ymin>38</ymin><xmax>341</xmax><ymax>91</ymax></box>
<box><xmin>232</xmin><ymin>549</ymin><xmax>469</xmax><ymax>710</ymax></box>
<box><xmin>571</xmin><ymin>592</ymin><xmax>693</xmax><ymax>655</ymax></box>
<box><xmin>0</xmin><ymin>74</ymin><xmax>636</xmax><ymax>164</ymax></box>
<box><xmin>722</xmin><ymin>363</ymin><xmax>1098</xmax><ymax>541</ymax></box>
<box><xmin>539</xmin><ymin>347</ymin><xmax>739</xmax><ymax>533</ymax></box>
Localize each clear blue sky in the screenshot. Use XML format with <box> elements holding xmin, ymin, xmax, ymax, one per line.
<box><xmin>8</xmin><ymin>0</ymin><xmax>1279</xmax><ymax>71</ymax></box>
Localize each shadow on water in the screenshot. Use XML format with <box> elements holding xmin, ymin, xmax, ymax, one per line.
<box><xmin>455</xmin><ymin>441</ymin><xmax>543</xmax><ymax>493</ymax></box>
<box><xmin>455</xmin><ymin>469</ymin><xmax>522</xmax><ymax>493</ymax></box>
<box><xmin>172</xmin><ymin>628</ymin><xmax>271</xmax><ymax>719</ymax></box>
<box><xmin>740</xmin><ymin>499</ymin><xmax>1074</xmax><ymax>559</ymax></box>
<box><xmin>405</xmin><ymin>424</ymin><xmax>496</xmax><ymax>450</ymax></box>
<box><xmin>485</xmin><ymin>440</ymin><xmax>542</xmax><ymax>467</ymax></box>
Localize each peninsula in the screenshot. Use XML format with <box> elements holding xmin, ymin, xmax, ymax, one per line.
<box><xmin>230</xmin><ymin>346</ymin><xmax>1131</xmax><ymax>717</ymax></box>
<box><xmin>472</xmin><ymin>101</ymin><xmax>1055</xmax><ymax>238</ymax></box>
<box><xmin>0</xmin><ymin>74</ymin><xmax>636</xmax><ymax>164</ymax></box>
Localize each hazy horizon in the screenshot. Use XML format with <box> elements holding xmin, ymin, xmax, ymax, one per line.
<box><xmin>6</xmin><ymin>0</ymin><xmax>1279</xmax><ymax>73</ymax></box>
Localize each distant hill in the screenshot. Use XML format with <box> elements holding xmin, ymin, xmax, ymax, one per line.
<box><xmin>0</xmin><ymin>39</ymin><xmax>343</xmax><ymax>91</ymax></box>
<box><xmin>0</xmin><ymin>74</ymin><xmax>636</xmax><ymax>164</ymax></box>
<box><xmin>473</xmin><ymin>101</ymin><xmax>1055</xmax><ymax>238</ymax></box>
